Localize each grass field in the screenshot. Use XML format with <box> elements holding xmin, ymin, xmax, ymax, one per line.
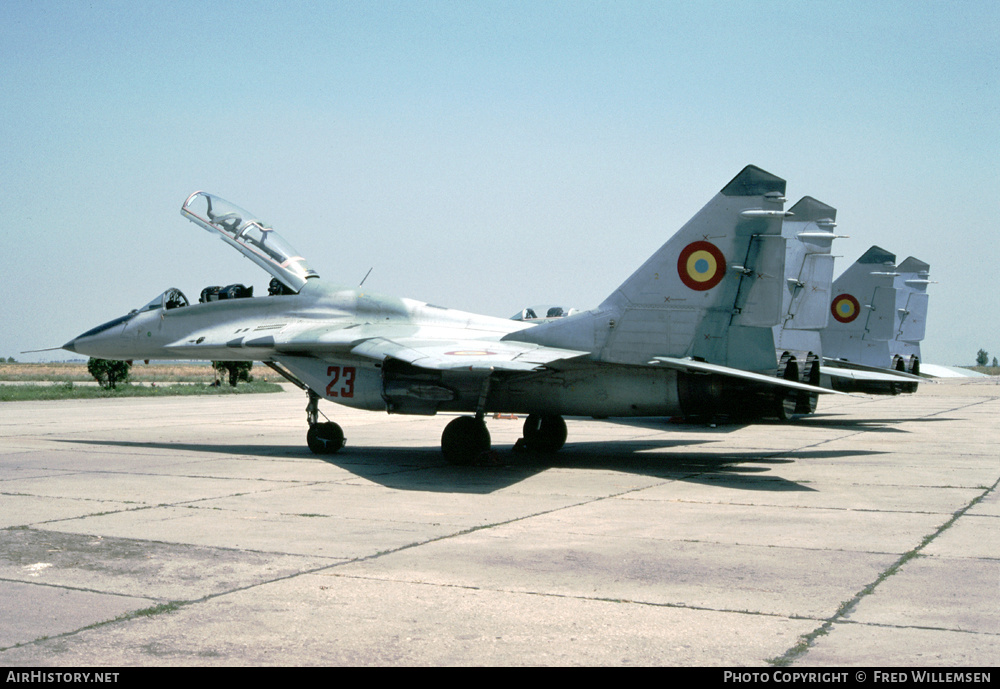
<box><xmin>0</xmin><ymin>362</ymin><xmax>275</xmax><ymax>383</ymax></box>
<box><xmin>0</xmin><ymin>362</ymin><xmax>283</xmax><ymax>401</ymax></box>
<box><xmin>0</xmin><ymin>380</ymin><xmax>283</xmax><ymax>402</ymax></box>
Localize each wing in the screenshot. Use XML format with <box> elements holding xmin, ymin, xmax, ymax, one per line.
<box><xmin>166</xmin><ymin>321</ymin><xmax>588</xmax><ymax>372</ymax></box>
<box><xmin>349</xmin><ymin>337</ymin><xmax>587</xmax><ymax>372</ymax></box>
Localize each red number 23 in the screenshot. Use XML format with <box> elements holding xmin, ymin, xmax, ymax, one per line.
<box><xmin>326</xmin><ymin>366</ymin><xmax>356</xmax><ymax>398</ymax></box>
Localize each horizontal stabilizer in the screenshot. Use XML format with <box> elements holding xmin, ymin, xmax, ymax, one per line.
<box><xmin>820</xmin><ymin>366</ymin><xmax>926</xmax><ymax>383</ymax></box>
<box><xmin>821</xmin><ymin>357</ymin><xmax>924</xmax><ymax>381</ymax></box>
<box><xmin>651</xmin><ymin>356</ymin><xmax>846</xmax><ymax>395</ymax></box>
<box><xmin>918</xmin><ymin>364</ymin><xmax>989</xmax><ymax>379</ymax></box>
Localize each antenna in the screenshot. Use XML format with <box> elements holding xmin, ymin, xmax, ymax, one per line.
<box><xmin>359</xmin><ymin>267</ymin><xmax>373</xmax><ymax>287</ymax></box>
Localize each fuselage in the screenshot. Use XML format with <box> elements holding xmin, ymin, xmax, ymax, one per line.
<box><xmin>65</xmin><ymin>279</ymin><xmax>531</xmax><ymax>363</ymax></box>
<box><xmin>63</xmin><ymin>278</ymin><xmax>699</xmax><ymax>418</ymax></box>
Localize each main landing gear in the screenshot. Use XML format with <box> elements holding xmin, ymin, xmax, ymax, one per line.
<box><xmin>518</xmin><ymin>414</ymin><xmax>567</xmax><ymax>453</ymax></box>
<box><xmin>305</xmin><ymin>390</ymin><xmax>344</xmax><ymax>455</ymax></box>
<box><xmin>441</xmin><ymin>415</ymin><xmax>491</xmax><ymax>465</ymax></box>
<box><xmin>442</xmin><ymin>413</ymin><xmax>568</xmax><ymax>464</ymax></box>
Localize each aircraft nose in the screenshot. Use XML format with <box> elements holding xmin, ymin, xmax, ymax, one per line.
<box><xmin>63</xmin><ymin>313</ymin><xmax>135</xmax><ymax>358</ymax></box>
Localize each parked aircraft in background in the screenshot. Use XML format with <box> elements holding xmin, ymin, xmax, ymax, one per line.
<box><xmin>65</xmin><ymin>166</ymin><xmax>849</xmax><ymax>462</ymax></box>
<box><xmin>820</xmin><ymin>247</ymin><xmax>929</xmax><ymax>394</ymax></box>
<box><xmin>767</xmin><ymin>195</ymin><xmax>840</xmax><ymax>415</ymax></box>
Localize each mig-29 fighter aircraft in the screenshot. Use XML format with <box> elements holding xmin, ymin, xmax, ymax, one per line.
<box><xmin>820</xmin><ymin>246</ymin><xmax>929</xmax><ymax>394</ymax></box>
<box><xmin>64</xmin><ymin>165</ymin><xmax>844</xmax><ymax>463</ymax></box>
<box><xmin>766</xmin><ymin>195</ymin><xmax>840</xmax><ymax>416</ymax></box>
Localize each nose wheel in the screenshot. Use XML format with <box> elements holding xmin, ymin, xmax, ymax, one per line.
<box><xmin>305</xmin><ymin>390</ymin><xmax>344</xmax><ymax>455</ymax></box>
<box><xmin>307</xmin><ymin>422</ymin><xmax>345</xmax><ymax>454</ymax></box>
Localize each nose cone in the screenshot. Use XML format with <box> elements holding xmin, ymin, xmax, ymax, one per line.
<box><xmin>63</xmin><ymin>313</ymin><xmax>135</xmax><ymax>358</ymax></box>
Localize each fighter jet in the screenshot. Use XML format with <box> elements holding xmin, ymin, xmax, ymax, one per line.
<box><xmin>63</xmin><ymin>165</ymin><xmax>843</xmax><ymax>463</ymax></box>
<box><xmin>768</xmin><ymin>196</ymin><xmax>841</xmax><ymax>416</ymax></box>
<box><xmin>819</xmin><ymin>246</ymin><xmax>928</xmax><ymax>394</ymax></box>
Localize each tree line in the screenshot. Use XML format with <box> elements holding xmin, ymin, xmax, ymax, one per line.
<box><xmin>85</xmin><ymin>359</ymin><xmax>254</xmax><ymax>389</ymax></box>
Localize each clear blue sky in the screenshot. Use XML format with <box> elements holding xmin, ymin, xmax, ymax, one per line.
<box><xmin>2</xmin><ymin>0</ymin><xmax>997</xmax><ymax>365</ymax></box>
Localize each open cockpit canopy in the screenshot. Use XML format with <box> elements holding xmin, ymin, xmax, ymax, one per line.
<box><xmin>181</xmin><ymin>192</ymin><xmax>319</xmax><ymax>293</ymax></box>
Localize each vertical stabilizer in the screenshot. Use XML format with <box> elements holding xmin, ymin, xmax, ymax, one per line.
<box><xmin>777</xmin><ymin>197</ymin><xmax>838</xmax><ymax>333</ymax></box>
<box><xmin>891</xmin><ymin>257</ymin><xmax>930</xmax><ymax>371</ymax></box>
<box><xmin>771</xmin><ymin>196</ymin><xmax>839</xmax><ymax>411</ymax></box>
<box><xmin>509</xmin><ymin>166</ymin><xmax>790</xmax><ymax>370</ymax></box>
<box><xmin>821</xmin><ymin>246</ymin><xmax>897</xmax><ymax>367</ymax></box>
<box><xmin>600</xmin><ymin>165</ymin><xmax>790</xmax><ymax>367</ymax></box>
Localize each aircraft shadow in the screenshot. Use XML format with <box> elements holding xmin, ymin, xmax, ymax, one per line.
<box><xmin>312</xmin><ymin>440</ymin><xmax>888</xmax><ymax>493</ymax></box>
<box><xmin>603</xmin><ymin>415</ymin><xmax>952</xmax><ymax>435</ymax></box>
<box><xmin>793</xmin><ymin>414</ymin><xmax>955</xmax><ymax>432</ymax></box>
<box><xmin>53</xmin><ymin>438</ymin><xmax>885</xmax><ymax>495</ymax></box>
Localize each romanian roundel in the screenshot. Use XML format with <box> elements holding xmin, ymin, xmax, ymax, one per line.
<box><xmin>831</xmin><ymin>294</ymin><xmax>861</xmax><ymax>323</ymax></box>
<box><xmin>677</xmin><ymin>241</ymin><xmax>726</xmax><ymax>291</ymax></box>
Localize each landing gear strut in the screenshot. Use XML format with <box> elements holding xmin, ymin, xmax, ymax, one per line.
<box><xmin>261</xmin><ymin>362</ymin><xmax>345</xmax><ymax>456</ymax></box>
<box><xmin>441</xmin><ymin>377</ymin><xmax>497</xmax><ymax>465</ymax></box>
<box><xmin>305</xmin><ymin>390</ymin><xmax>344</xmax><ymax>455</ymax></box>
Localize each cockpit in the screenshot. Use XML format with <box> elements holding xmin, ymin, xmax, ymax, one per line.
<box><xmin>181</xmin><ymin>191</ymin><xmax>319</xmax><ymax>293</ymax></box>
<box><xmin>511</xmin><ymin>305</ymin><xmax>577</xmax><ymax>321</ymax></box>
<box><xmin>135</xmin><ymin>288</ymin><xmax>189</xmax><ymax>314</ymax></box>
<box><xmin>107</xmin><ymin>193</ymin><xmax>317</xmax><ymax>323</ymax></box>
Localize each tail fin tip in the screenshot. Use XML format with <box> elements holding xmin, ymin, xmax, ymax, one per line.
<box><xmin>721</xmin><ymin>165</ymin><xmax>786</xmax><ymax>197</ymax></box>
<box><xmin>858</xmin><ymin>246</ymin><xmax>896</xmax><ymax>266</ymax></box>
<box><xmin>787</xmin><ymin>196</ymin><xmax>837</xmax><ymax>223</ymax></box>
<box><xmin>897</xmin><ymin>257</ymin><xmax>930</xmax><ymax>274</ymax></box>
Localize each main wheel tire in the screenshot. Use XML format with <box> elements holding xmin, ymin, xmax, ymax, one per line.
<box><xmin>441</xmin><ymin>416</ymin><xmax>491</xmax><ymax>465</ymax></box>
<box><xmin>307</xmin><ymin>422</ymin><xmax>345</xmax><ymax>455</ymax></box>
<box><xmin>773</xmin><ymin>392</ymin><xmax>798</xmax><ymax>421</ymax></box>
<box><xmin>773</xmin><ymin>356</ymin><xmax>799</xmax><ymax>421</ymax></box>
<box><xmin>522</xmin><ymin>414</ymin><xmax>567</xmax><ymax>453</ymax></box>
<box><xmin>794</xmin><ymin>392</ymin><xmax>818</xmax><ymax>415</ymax></box>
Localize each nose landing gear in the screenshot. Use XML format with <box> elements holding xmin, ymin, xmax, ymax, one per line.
<box><xmin>305</xmin><ymin>390</ymin><xmax>344</xmax><ymax>455</ymax></box>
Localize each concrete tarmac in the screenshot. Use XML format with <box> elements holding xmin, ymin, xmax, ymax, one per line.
<box><xmin>1</xmin><ymin>379</ymin><xmax>997</xmax><ymax>666</ymax></box>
